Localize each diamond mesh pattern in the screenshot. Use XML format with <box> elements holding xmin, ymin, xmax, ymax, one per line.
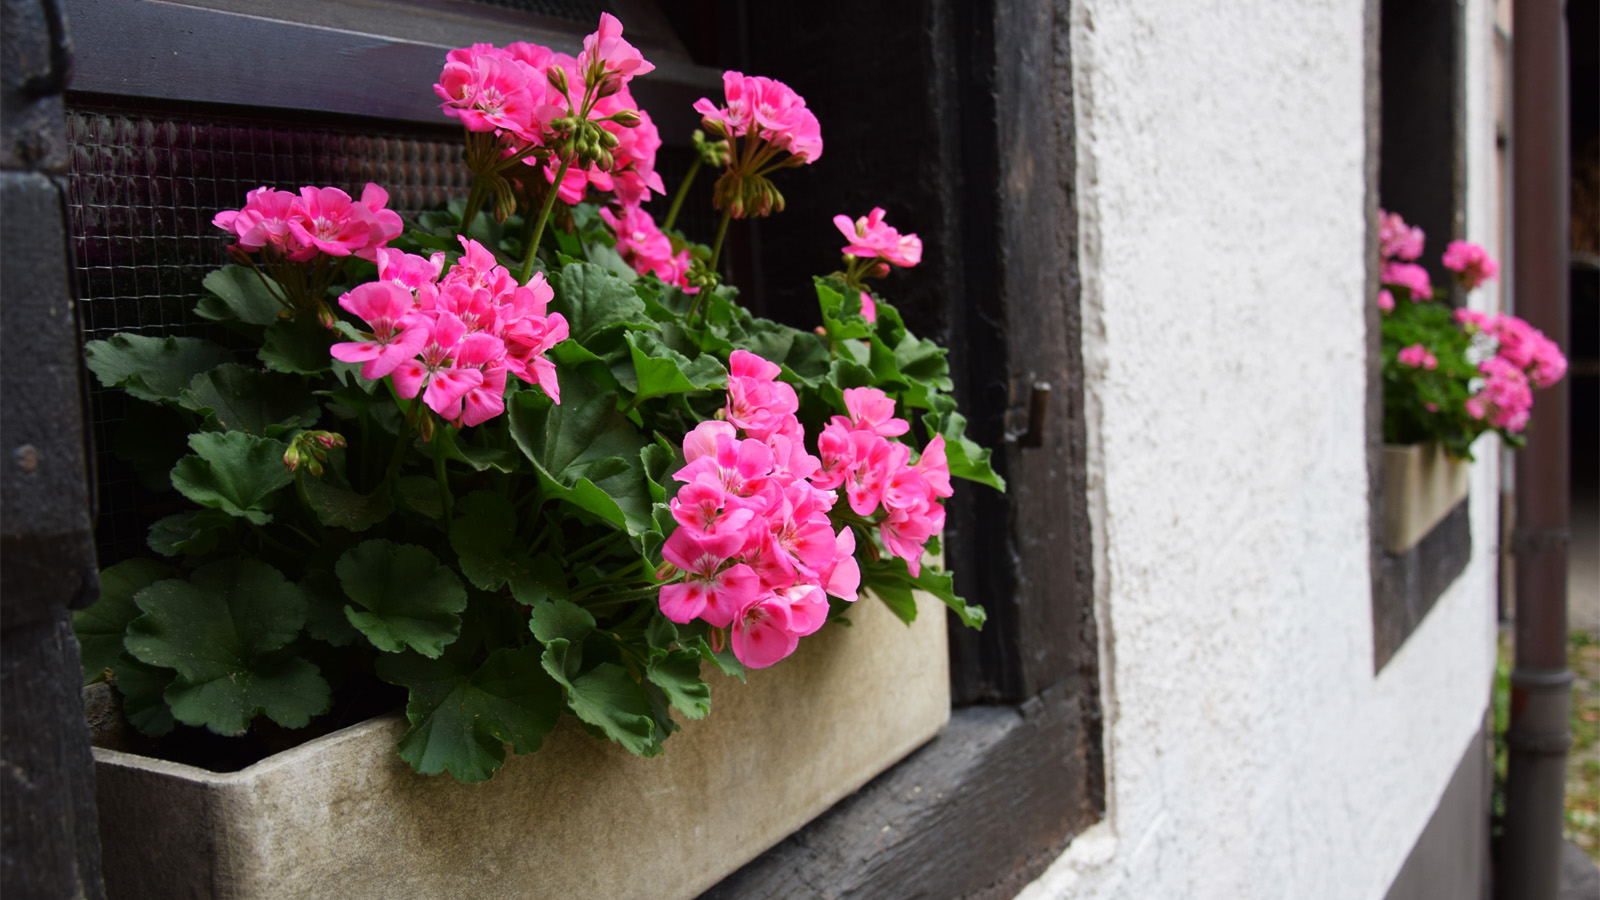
<box><xmin>66</xmin><ymin>105</ymin><xmax>473</xmax><ymax>563</ymax></box>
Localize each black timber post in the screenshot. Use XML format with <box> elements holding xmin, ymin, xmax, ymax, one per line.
<box><xmin>0</xmin><ymin>1</ymin><xmax>108</xmax><ymax>897</ymax></box>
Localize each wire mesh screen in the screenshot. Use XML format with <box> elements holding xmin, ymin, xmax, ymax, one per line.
<box><xmin>460</xmin><ymin>0</ymin><xmax>599</xmax><ymax>19</ymax></box>
<box><xmin>66</xmin><ymin>105</ymin><xmax>474</xmax><ymax>565</ymax></box>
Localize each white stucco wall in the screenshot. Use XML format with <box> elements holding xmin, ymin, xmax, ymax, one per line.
<box><xmin>1021</xmin><ymin>1</ymin><xmax>1502</xmax><ymax>897</ymax></box>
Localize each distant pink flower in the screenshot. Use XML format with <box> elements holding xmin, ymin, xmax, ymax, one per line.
<box><xmin>213</xmin><ymin>187</ymin><xmax>298</xmax><ymax>257</ymax></box>
<box><xmin>1441</xmin><ymin>240</ymin><xmax>1498</xmax><ymax>291</ymax></box>
<box><xmin>1381</xmin><ymin>262</ymin><xmax>1434</xmax><ymax>300</ymax></box>
<box><xmin>1397</xmin><ymin>343</ymin><xmax>1438</xmax><ymax>370</ymax></box>
<box><xmin>377</xmin><ymin>248</ymin><xmax>447</xmax><ymax>291</ymax></box>
<box><xmin>834</xmin><ymin>208</ymin><xmax>922</xmax><ymax>268</ymax></box>
<box><xmin>1467</xmin><ymin>357</ymin><xmax>1534</xmax><ymax>432</ymax></box>
<box><xmin>600</xmin><ymin>203</ymin><xmax>694</xmax><ymax>291</ymax></box>
<box><xmin>1378</xmin><ymin>209</ymin><xmax>1425</xmax><ymax>262</ymax></box>
<box><xmin>434</xmin><ymin>45</ymin><xmax>547</xmax><ymax>142</ymax></box>
<box><xmin>1377</xmin><ymin>289</ymin><xmax>1395</xmax><ymax>312</ymax></box>
<box><xmin>694</xmin><ymin>71</ymin><xmax>823</xmax><ymax>163</ymax></box>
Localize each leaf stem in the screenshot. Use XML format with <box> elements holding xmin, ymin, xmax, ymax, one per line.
<box><xmin>384</xmin><ymin>398</ymin><xmax>421</xmax><ymax>486</ymax></box>
<box><xmin>661</xmin><ymin>157</ymin><xmax>702</xmax><ymax>232</ymax></box>
<box><xmin>459</xmin><ymin>178</ymin><xmax>486</xmax><ymax>241</ymax></box>
<box><xmin>293</xmin><ymin>472</ymin><xmax>329</xmax><ymax>542</ymax></box>
<box><xmin>520</xmin><ymin>156</ymin><xmax>572</xmax><ymax>284</ymax></box>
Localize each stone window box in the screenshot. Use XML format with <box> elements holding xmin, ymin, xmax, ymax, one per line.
<box><xmin>1381</xmin><ymin>441</ymin><xmax>1471</xmax><ymax>555</ymax></box>
<box><xmin>91</xmin><ymin>593</ymin><xmax>948</xmax><ymax>900</ymax></box>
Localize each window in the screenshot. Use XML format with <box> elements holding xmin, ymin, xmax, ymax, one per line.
<box><xmin>1369</xmin><ymin>0</ymin><xmax>1473</xmax><ymax>671</ymax></box>
<box><xmin>62</xmin><ymin>0</ymin><xmax>1104</xmax><ymax>894</ymax></box>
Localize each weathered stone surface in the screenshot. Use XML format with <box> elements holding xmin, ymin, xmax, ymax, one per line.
<box><xmin>1382</xmin><ymin>442</ymin><xmax>1472</xmax><ymax>555</ymax></box>
<box><xmin>93</xmin><ymin>591</ymin><xmax>949</xmax><ymax>900</ymax></box>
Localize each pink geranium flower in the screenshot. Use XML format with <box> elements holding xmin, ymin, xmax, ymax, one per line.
<box><xmin>1378</xmin><ymin>209</ymin><xmax>1425</xmax><ymax>262</ymax></box>
<box><xmin>660</xmin><ymin>528</ymin><xmax>757</xmax><ymax>628</ymax></box>
<box><xmin>390</xmin><ymin>312</ymin><xmax>483</xmax><ymax>420</ymax></box>
<box><xmin>1381</xmin><ymin>261</ymin><xmax>1434</xmax><ymax>301</ymax></box>
<box><xmin>578</xmin><ymin>12</ymin><xmax>655</xmax><ymax>91</ymax></box>
<box><xmin>1441</xmin><ymin>240</ymin><xmax>1499</xmax><ymax>291</ymax></box>
<box><xmin>330</xmin><ymin>282</ymin><xmax>430</xmax><ymax>379</ymax></box>
<box><xmin>1397</xmin><ymin>343</ymin><xmax>1438</xmax><ymax>370</ymax></box>
<box><xmin>834</xmin><ymin>208</ymin><xmax>923</xmax><ymax>268</ymax></box>
<box><xmin>730</xmin><ymin>593</ymin><xmax>800</xmax><ymax>669</ymax></box>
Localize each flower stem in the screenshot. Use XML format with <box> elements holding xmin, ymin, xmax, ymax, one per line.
<box><xmin>459</xmin><ymin>177</ymin><xmax>486</xmax><ymax>240</ymax></box>
<box><xmin>432</xmin><ymin>422</ymin><xmax>454</xmax><ymax>524</ymax></box>
<box><xmin>662</xmin><ymin>157</ymin><xmax>702</xmax><ymax>232</ymax></box>
<box><xmin>384</xmin><ymin>398</ymin><xmax>421</xmax><ymax>486</ymax></box>
<box><xmin>520</xmin><ymin>156</ymin><xmax>572</xmax><ymax>284</ymax></box>
<box><xmin>707</xmin><ymin>207</ymin><xmax>733</xmax><ymax>275</ymax></box>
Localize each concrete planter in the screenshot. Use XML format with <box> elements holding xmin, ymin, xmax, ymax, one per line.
<box><xmin>1381</xmin><ymin>442</ymin><xmax>1471</xmax><ymax>555</ymax></box>
<box><xmin>93</xmin><ymin>591</ymin><xmax>950</xmax><ymax>900</ymax></box>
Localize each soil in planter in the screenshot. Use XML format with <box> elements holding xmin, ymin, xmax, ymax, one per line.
<box><xmin>85</xmin><ymin>664</ymin><xmax>406</xmax><ymax>773</ymax></box>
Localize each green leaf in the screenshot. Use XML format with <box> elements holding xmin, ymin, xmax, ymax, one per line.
<box><xmin>336</xmin><ymin>540</ymin><xmax>467</xmax><ymax>657</ymax></box>
<box><xmin>114</xmin><ymin>657</ymin><xmax>178</xmax><ymax>737</ymax></box>
<box><xmin>380</xmin><ymin>642</ymin><xmax>563</xmax><ymax>782</ymax></box>
<box><xmin>259</xmin><ymin>315</ymin><xmax>335</xmax><ymax>374</ymax></box>
<box><xmin>178</xmin><ymin>364</ymin><xmax>320</xmax><ymax>436</ymax></box>
<box><xmin>641</xmin><ymin>441</ymin><xmax>681</xmax><ymax>505</ymax></box>
<box><xmin>75</xmin><ymin>559</ymin><xmax>172</xmax><ymax>681</ymax></box>
<box><xmin>169</xmin><ymin>431</ymin><xmax>294</xmax><ymax>524</ymax></box>
<box><xmin>529</xmin><ymin>598</ymin><xmax>594</xmax><ymax>645</ymax></box>
<box><xmin>432</xmin><ymin>425</ymin><xmax>517</xmax><ymax>473</ymax></box>
<box><xmin>549</xmin><ymin>262</ymin><xmax>656</xmax><ymax>345</ymax></box>
<box><xmin>123</xmin><ymin>558</ymin><xmax>330</xmax><ymax>735</ymax></box>
<box><xmin>507</xmin><ymin>377</ymin><xmax>653</xmax><ymax>536</ymax></box>
<box><xmin>921</xmin><ymin>408</ymin><xmax>1006</xmax><ymax>492</ymax></box>
<box><xmin>84</xmin><ymin>334</ymin><xmax>234</xmax><ymax>403</ymax></box>
<box><xmin>623</xmin><ymin>331</ymin><xmax>727</xmax><ymax>404</ymax></box>
<box><xmin>894</xmin><ymin>334</ymin><xmax>954</xmax><ymax>391</ymax></box>
<box><xmin>197</xmin><ymin>265</ymin><xmax>287</xmax><ymax>326</ymax></box>
<box><xmin>540</xmin><ymin>643</ymin><xmax>656</xmax><ymax>755</ymax></box>
<box><xmin>113</xmin><ymin>399</ymin><xmax>194</xmax><ymax>491</ymax></box>
<box><xmin>859</xmin><ymin>564</ymin><xmax>919</xmax><ymax>625</ymax></box>
<box><xmin>647</xmin><ymin>650</ymin><xmax>710</xmax><ymax>720</ymax></box>
<box><xmin>301</xmin><ymin>570</ymin><xmax>362</xmax><ymax>647</ymax></box>
<box><xmin>449</xmin><ymin>491</ymin><xmax>558</xmax><ymax>602</ymax></box>
<box><xmin>301</xmin><ymin>478</ymin><xmax>394</xmax><ymax>532</ymax></box>
<box><xmin>396</xmin><ymin>475</ymin><xmax>444</xmax><ymax>518</ymax></box>
<box><xmin>861</xmin><ymin>558</ymin><xmax>987</xmax><ymax>629</ymax></box>
<box><xmin>146</xmin><ymin>509</ymin><xmax>232</xmax><ymax>556</ymax></box>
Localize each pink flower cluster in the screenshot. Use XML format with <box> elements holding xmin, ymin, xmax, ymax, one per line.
<box><xmin>657</xmin><ymin>352</ymin><xmax>950</xmax><ymax>669</ymax></box>
<box><xmin>1397</xmin><ymin>343</ymin><xmax>1438</xmax><ymax>370</ymax></box>
<box><xmin>812</xmin><ymin>388</ymin><xmax>951</xmax><ymax>578</ymax></box>
<box><xmin>330</xmin><ymin>238</ymin><xmax>569</xmax><ymax>425</ymax></box>
<box><xmin>1378</xmin><ymin>209</ymin><xmax>1425</xmax><ymax>262</ymax></box>
<box><xmin>434</xmin><ymin>16</ymin><xmax>665</xmax><ymax>205</ymax></box>
<box><xmin>694</xmin><ymin>71</ymin><xmax>823</xmax><ymax>164</ymax></box>
<box><xmin>213</xmin><ymin>184</ymin><xmax>402</xmax><ymax>262</ymax></box>
<box><xmin>598</xmin><ymin>204</ymin><xmax>695</xmax><ymax>292</ymax></box>
<box><xmin>1454</xmin><ymin>309</ymin><xmax>1567</xmax><ymax>431</ymax></box>
<box><xmin>1381</xmin><ymin>261</ymin><xmax>1434</xmax><ymax>301</ymax></box>
<box><xmin>834</xmin><ymin>208</ymin><xmax>923</xmax><ymax>269</ymax></box>
<box><xmin>1441</xmin><ymin>240</ymin><xmax>1499</xmax><ymax>291</ymax></box>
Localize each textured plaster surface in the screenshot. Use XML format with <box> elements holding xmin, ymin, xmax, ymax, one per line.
<box><xmin>1020</xmin><ymin>1</ymin><xmax>1501</xmax><ymax>897</ymax></box>
<box><xmin>92</xmin><ymin>591</ymin><xmax>948</xmax><ymax>900</ymax></box>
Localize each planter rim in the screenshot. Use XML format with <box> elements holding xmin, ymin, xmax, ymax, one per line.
<box><xmin>93</xmin><ymin>714</ymin><xmax>405</xmax><ymax>785</ymax></box>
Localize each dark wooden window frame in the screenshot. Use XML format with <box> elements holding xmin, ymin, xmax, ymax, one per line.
<box><xmin>59</xmin><ymin>1</ymin><xmax>1104</xmax><ymax>895</ymax></box>
<box><xmin>1368</xmin><ymin>0</ymin><xmax>1474</xmax><ymax>672</ymax></box>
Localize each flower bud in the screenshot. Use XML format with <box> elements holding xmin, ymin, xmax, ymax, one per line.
<box><xmin>598</xmin><ymin>128</ymin><xmax>619</xmax><ymax>149</ymax></box>
<box><xmin>314</xmin><ymin>432</ymin><xmax>347</xmax><ymax>450</ymax></box>
<box><xmin>609</xmin><ymin>109</ymin><xmax>641</xmax><ymax>128</ymax></box>
<box><xmin>306</xmin><ymin>457</ymin><xmax>324</xmax><ymax>478</ymax></box>
<box><xmin>546</xmin><ymin>65</ymin><xmax>569</xmax><ymax>96</ymax></box>
<box><xmin>418</xmin><ymin>414</ymin><xmax>436</xmax><ymax>443</ymax></box>
<box><xmin>226</xmin><ymin>244</ymin><xmax>254</xmax><ymax>266</ymax></box>
<box><xmin>700</xmin><ymin>118</ymin><xmax>728</xmax><ymax>141</ymax></box>
<box><xmin>317</xmin><ymin>302</ymin><xmax>338</xmax><ymax>331</ymax></box>
<box><xmin>656</xmin><ymin>560</ymin><xmax>677</xmax><ymax>581</ymax></box>
<box><xmin>283</xmin><ymin>445</ymin><xmax>301</xmax><ymax>472</ymax></box>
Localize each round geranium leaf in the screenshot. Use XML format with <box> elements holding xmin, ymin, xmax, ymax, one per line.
<box><xmin>336</xmin><ymin>540</ymin><xmax>467</xmax><ymax>658</ymax></box>
<box><xmin>123</xmin><ymin>558</ymin><xmax>327</xmax><ymax>735</ymax></box>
